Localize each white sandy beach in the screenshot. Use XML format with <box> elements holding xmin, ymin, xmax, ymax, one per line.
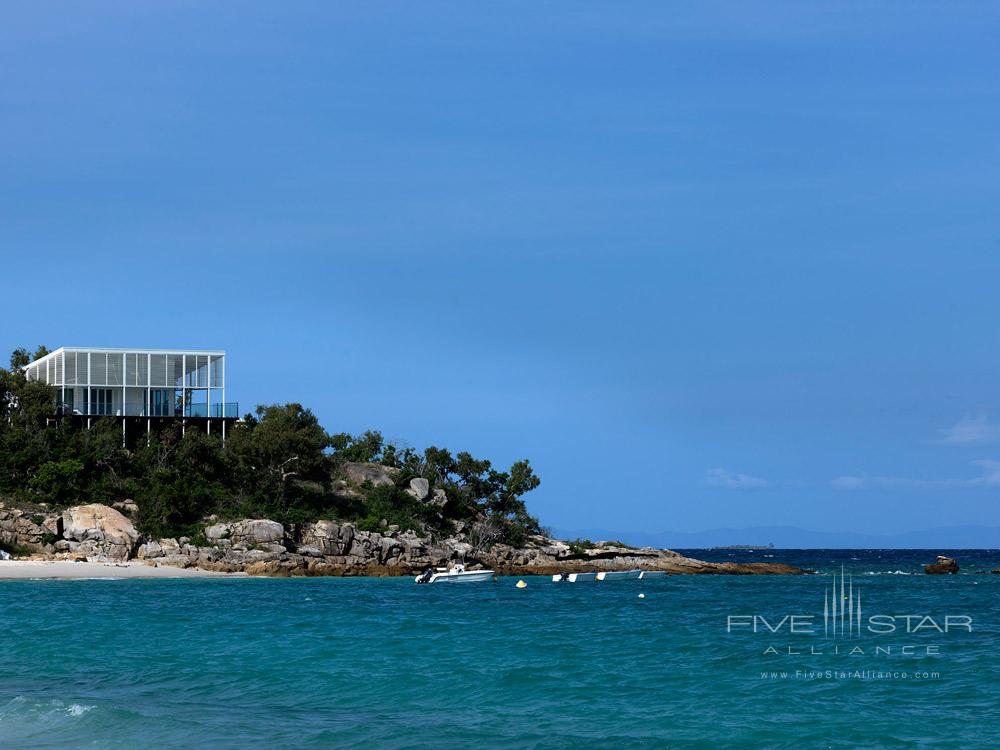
<box><xmin>0</xmin><ymin>560</ymin><xmax>244</xmax><ymax>580</ymax></box>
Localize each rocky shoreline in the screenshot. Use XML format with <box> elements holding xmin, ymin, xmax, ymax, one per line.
<box><xmin>0</xmin><ymin>503</ymin><xmax>806</xmax><ymax>577</ymax></box>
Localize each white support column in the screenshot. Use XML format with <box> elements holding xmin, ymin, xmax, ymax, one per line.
<box><xmin>146</xmin><ymin>352</ymin><xmax>152</xmax><ymax>446</ymax></box>
<box><xmin>146</xmin><ymin>352</ymin><xmax>152</xmax><ymax>419</ymax></box>
<box><xmin>122</xmin><ymin>352</ymin><xmax>127</xmax><ymax>447</ymax></box>
<box><xmin>206</xmin><ymin>355</ymin><xmax>212</xmax><ymax>436</ymax></box>
<box><xmin>86</xmin><ymin>351</ymin><xmax>91</xmax><ymax>430</ymax></box>
<box><xmin>221</xmin><ymin>355</ymin><xmax>226</xmax><ymax>444</ymax></box>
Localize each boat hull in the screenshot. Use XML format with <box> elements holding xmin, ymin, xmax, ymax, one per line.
<box><xmin>596</xmin><ymin>569</ymin><xmax>643</xmax><ymax>581</ymax></box>
<box><xmin>416</xmin><ymin>570</ymin><xmax>495</xmax><ymax>584</ymax></box>
<box><xmin>551</xmin><ymin>572</ymin><xmax>598</xmax><ymax>583</ymax></box>
<box><xmin>638</xmin><ymin>571</ymin><xmax>667</xmax><ymax>580</ymax></box>
<box><xmin>435</xmin><ymin>571</ymin><xmax>494</xmax><ymax>583</ymax></box>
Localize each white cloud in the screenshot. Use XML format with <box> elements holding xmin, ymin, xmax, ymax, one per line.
<box><xmin>703</xmin><ymin>468</ymin><xmax>767</xmax><ymax>490</ymax></box>
<box><xmin>937</xmin><ymin>413</ymin><xmax>1000</xmax><ymax>445</ymax></box>
<box><xmin>832</xmin><ymin>460</ymin><xmax>1000</xmax><ymax>490</ymax></box>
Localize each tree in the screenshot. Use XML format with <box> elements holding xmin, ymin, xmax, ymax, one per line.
<box><xmin>423</xmin><ymin>446</ymin><xmax>456</xmax><ymax>483</ymax></box>
<box><xmin>9</xmin><ymin>348</ymin><xmax>30</xmax><ymax>370</ymax></box>
<box><xmin>227</xmin><ymin>403</ymin><xmax>330</xmax><ymax>520</ymax></box>
<box><xmin>329</xmin><ymin>430</ymin><xmax>384</xmax><ymax>463</ymax></box>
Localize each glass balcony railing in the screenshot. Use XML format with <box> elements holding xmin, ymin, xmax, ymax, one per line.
<box><xmin>55</xmin><ymin>401</ymin><xmax>239</xmax><ymax>418</ymax></box>
<box><xmin>185</xmin><ymin>402</ymin><xmax>239</xmax><ymax>418</ymax></box>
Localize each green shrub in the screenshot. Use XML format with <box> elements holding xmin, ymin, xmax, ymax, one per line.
<box><xmin>29</xmin><ymin>459</ymin><xmax>83</xmax><ymax>504</ymax></box>
<box><xmin>567</xmin><ymin>538</ymin><xmax>595</xmax><ymax>556</ymax></box>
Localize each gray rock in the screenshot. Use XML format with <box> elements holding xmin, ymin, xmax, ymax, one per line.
<box><xmin>340</xmin><ymin>524</ymin><xmax>355</xmax><ymax>553</ymax></box>
<box><xmin>244</xmin><ymin>549</ymin><xmax>282</xmax><ymax>563</ymax></box>
<box><xmin>429</xmin><ymin>488</ymin><xmax>448</xmax><ymax>508</ymax></box>
<box><xmin>41</xmin><ymin>514</ymin><xmax>63</xmax><ymax>537</ymax></box>
<box><xmin>197</xmin><ymin>547</ymin><xmax>223</xmax><ymax>563</ymax></box>
<box><xmin>227</xmin><ymin>519</ymin><xmax>285</xmax><ymax>546</ymax></box>
<box><xmin>137</xmin><ymin>541</ymin><xmax>163</xmax><ymax>559</ymax></box>
<box><xmin>406</xmin><ymin>477</ymin><xmax>430</xmax><ymax>502</ymax></box>
<box><xmin>112</xmin><ymin>499</ymin><xmax>138</xmax><ymax>515</ymax></box>
<box><xmin>379</xmin><ymin>536</ymin><xmax>402</xmax><ymax>564</ymax></box>
<box><xmin>156</xmin><ymin>555</ymin><xmax>192</xmax><ymax>569</ymax></box>
<box><xmin>258</xmin><ymin>542</ymin><xmax>288</xmax><ymax>554</ymax></box>
<box><xmin>0</xmin><ymin>509</ymin><xmax>53</xmax><ymax>548</ymax></box>
<box><xmin>204</xmin><ymin>522</ymin><xmax>231</xmax><ymax>542</ymax></box>
<box><xmin>341</xmin><ymin>462</ymin><xmax>400</xmax><ymax>487</ymax></box>
<box><xmin>350</xmin><ymin>531</ymin><xmax>382</xmax><ymax>561</ymax></box>
<box><xmin>299</xmin><ymin>520</ymin><xmax>346</xmax><ymax>555</ymax></box>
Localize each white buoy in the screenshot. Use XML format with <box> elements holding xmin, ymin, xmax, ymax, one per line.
<box><xmin>638</xmin><ymin>593</ymin><xmax>646</xmax><ymax>599</ymax></box>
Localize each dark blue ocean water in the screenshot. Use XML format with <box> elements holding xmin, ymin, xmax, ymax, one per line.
<box><xmin>2</xmin><ymin>550</ymin><xmax>1000</xmax><ymax>749</ymax></box>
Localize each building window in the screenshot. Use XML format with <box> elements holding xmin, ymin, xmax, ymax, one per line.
<box><xmin>89</xmin><ymin>389</ymin><xmax>113</xmax><ymax>416</ymax></box>
<box><xmin>150</xmin><ymin>389</ymin><xmax>173</xmax><ymax>417</ymax></box>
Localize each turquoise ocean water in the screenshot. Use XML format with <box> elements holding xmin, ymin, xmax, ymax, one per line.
<box><xmin>2</xmin><ymin>550</ymin><xmax>1000</xmax><ymax>749</ymax></box>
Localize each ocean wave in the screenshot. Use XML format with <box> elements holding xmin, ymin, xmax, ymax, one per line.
<box><xmin>862</xmin><ymin>570</ymin><xmax>916</xmax><ymax>576</ymax></box>
<box><xmin>0</xmin><ymin>696</ymin><xmax>96</xmax><ymax>720</ymax></box>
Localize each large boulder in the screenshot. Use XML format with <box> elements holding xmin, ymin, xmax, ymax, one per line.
<box><xmin>228</xmin><ymin>520</ymin><xmax>285</xmax><ymax>546</ymax></box>
<box><xmin>924</xmin><ymin>555</ymin><xmax>959</xmax><ymax>575</ymax></box>
<box><xmin>429</xmin><ymin>488</ymin><xmax>448</xmax><ymax>508</ymax></box>
<box><xmin>348</xmin><ymin>530</ymin><xmax>384</xmax><ymax>562</ymax></box>
<box><xmin>405</xmin><ymin>478</ymin><xmax>430</xmax><ymax>502</ymax></box>
<box><xmin>61</xmin><ymin>503</ymin><xmax>140</xmax><ymax>562</ymax></box>
<box><xmin>204</xmin><ymin>522</ymin><xmax>231</xmax><ymax>543</ymax></box>
<box><xmin>204</xmin><ymin>519</ymin><xmax>285</xmax><ymax>547</ymax></box>
<box><xmin>0</xmin><ymin>509</ymin><xmax>48</xmax><ymax>548</ymax></box>
<box><xmin>341</xmin><ymin>462</ymin><xmax>399</xmax><ymax>487</ymax></box>
<box><xmin>299</xmin><ymin>520</ymin><xmax>353</xmax><ymax>556</ymax></box>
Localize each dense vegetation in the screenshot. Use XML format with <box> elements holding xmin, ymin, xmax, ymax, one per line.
<box><xmin>0</xmin><ymin>347</ymin><xmax>543</xmax><ymax>545</ymax></box>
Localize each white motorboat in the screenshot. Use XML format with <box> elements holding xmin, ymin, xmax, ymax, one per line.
<box><xmin>414</xmin><ymin>563</ymin><xmax>494</xmax><ymax>584</ymax></box>
<box><xmin>638</xmin><ymin>570</ymin><xmax>667</xmax><ymax>580</ymax></box>
<box><xmin>551</xmin><ymin>572</ymin><xmax>598</xmax><ymax>583</ymax></box>
<box><xmin>595</xmin><ymin>569</ymin><xmax>643</xmax><ymax>581</ymax></box>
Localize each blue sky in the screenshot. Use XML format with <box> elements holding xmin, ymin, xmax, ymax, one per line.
<box><xmin>3</xmin><ymin>2</ymin><xmax>1000</xmax><ymax>540</ymax></box>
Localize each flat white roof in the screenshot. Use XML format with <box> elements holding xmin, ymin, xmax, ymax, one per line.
<box><xmin>26</xmin><ymin>347</ymin><xmax>226</xmax><ymax>367</ymax></box>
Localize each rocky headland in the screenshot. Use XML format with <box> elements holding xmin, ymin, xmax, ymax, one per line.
<box><xmin>0</xmin><ymin>501</ymin><xmax>805</xmax><ymax>577</ymax></box>
<box><xmin>924</xmin><ymin>555</ymin><xmax>960</xmax><ymax>574</ymax></box>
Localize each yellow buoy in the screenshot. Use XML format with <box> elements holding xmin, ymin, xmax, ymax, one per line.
<box><xmin>515</xmin><ymin>579</ymin><xmax>527</xmax><ymax>588</ymax></box>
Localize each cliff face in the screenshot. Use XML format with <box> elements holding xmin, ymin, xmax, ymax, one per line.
<box><xmin>1</xmin><ymin>503</ymin><xmax>806</xmax><ymax>576</ymax></box>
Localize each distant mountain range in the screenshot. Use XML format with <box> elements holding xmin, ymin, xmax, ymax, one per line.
<box><xmin>553</xmin><ymin>525</ymin><xmax>1000</xmax><ymax>550</ymax></box>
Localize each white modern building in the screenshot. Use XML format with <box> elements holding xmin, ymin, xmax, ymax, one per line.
<box><xmin>23</xmin><ymin>347</ymin><xmax>238</xmax><ymax>442</ymax></box>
